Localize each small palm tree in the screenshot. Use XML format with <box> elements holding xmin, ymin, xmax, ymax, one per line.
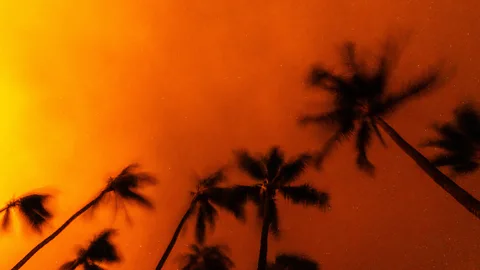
<box><xmin>232</xmin><ymin>147</ymin><xmax>330</xmax><ymax>270</ymax></box>
<box><xmin>178</xmin><ymin>243</ymin><xmax>234</xmax><ymax>270</ymax></box>
<box><xmin>12</xmin><ymin>164</ymin><xmax>155</xmax><ymax>270</ymax></box>
<box><xmin>60</xmin><ymin>229</ymin><xmax>120</xmax><ymax>270</ymax></box>
<box><xmin>300</xmin><ymin>40</ymin><xmax>480</xmax><ymax>219</ymax></box>
<box><xmin>267</xmin><ymin>253</ymin><xmax>320</xmax><ymax>270</ymax></box>
<box><xmin>0</xmin><ymin>193</ymin><xmax>53</xmax><ymax>233</ymax></box>
<box><xmin>423</xmin><ymin>102</ymin><xmax>480</xmax><ymax>175</ymax></box>
<box><xmin>156</xmin><ymin>168</ymin><xmax>245</xmax><ymax>269</ymax></box>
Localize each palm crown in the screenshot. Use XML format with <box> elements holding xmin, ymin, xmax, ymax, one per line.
<box><xmin>423</xmin><ymin>103</ymin><xmax>480</xmax><ymax>174</ymax></box>
<box><xmin>0</xmin><ymin>193</ymin><xmax>53</xmax><ymax>233</ymax></box>
<box><xmin>234</xmin><ymin>146</ymin><xmax>329</xmax><ymax>235</ymax></box>
<box><xmin>60</xmin><ymin>229</ymin><xmax>120</xmax><ymax>270</ymax></box>
<box><xmin>178</xmin><ymin>243</ymin><xmax>234</xmax><ymax>270</ymax></box>
<box><xmin>300</xmin><ymin>41</ymin><xmax>442</xmax><ymax>173</ymax></box>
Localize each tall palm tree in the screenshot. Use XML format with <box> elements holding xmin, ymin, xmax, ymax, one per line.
<box><xmin>299</xmin><ymin>40</ymin><xmax>480</xmax><ymax>219</ymax></box>
<box><xmin>12</xmin><ymin>164</ymin><xmax>155</xmax><ymax>270</ymax></box>
<box><xmin>177</xmin><ymin>243</ymin><xmax>234</xmax><ymax>270</ymax></box>
<box><xmin>0</xmin><ymin>193</ymin><xmax>53</xmax><ymax>233</ymax></box>
<box><xmin>267</xmin><ymin>253</ymin><xmax>320</xmax><ymax>270</ymax></box>
<box><xmin>423</xmin><ymin>102</ymin><xmax>480</xmax><ymax>175</ymax></box>
<box><xmin>60</xmin><ymin>229</ymin><xmax>120</xmax><ymax>270</ymax></box>
<box><xmin>232</xmin><ymin>147</ymin><xmax>330</xmax><ymax>270</ymax></box>
<box><xmin>156</xmin><ymin>168</ymin><xmax>245</xmax><ymax>269</ymax></box>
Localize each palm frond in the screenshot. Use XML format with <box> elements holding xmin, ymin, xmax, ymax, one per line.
<box><xmin>180</xmin><ymin>244</ymin><xmax>234</xmax><ymax>270</ymax></box>
<box><xmin>380</xmin><ymin>67</ymin><xmax>441</xmax><ymax>115</ymax></box>
<box><xmin>268</xmin><ymin>199</ymin><xmax>280</xmax><ymax>237</ymax></box>
<box><xmin>277</xmin><ymin>154</ymin><xmax>311</xmax><ymax>185</ymax></box>
<box><xmin>18</xmin><ymin>194</ymin><xmax>53</xmax><ymax>232</ymax></box>
<box><xmin>85</xmin><ymin>229</ymin><xmax>120</xmax><ymax>264</ymax></box>
<box><xmin>207</xmin><ymin>187</ymin><xmax>246</xmax><ymax>221</ymax></box>
<box><xmin>454</xmin><ymin>103</ymin><xmax>480</xmax><ymax>141</ymax></box>
<box><xmin>1</xmin><ymin>207</ymin><xmax>11</xmax><ymax>231</ymax></box>
<box><xmin>235</xmin><ymin>150</ymin><xmax>266</xmax><ymax>180</ymax></box>
<box><xmin>83</xmin><ymin>262</ymin><xmax>105</xmax><ymax>270</ymax></box>
<box><xmin>59</xmin><ymin>260</ymin><xmax>76</xmax><ymax>270</ymax></box>
<box><xmin>370</xmin><ymin>118</ymin><xmax>386</xmax><ymax>146</ymax></box>
<box><xmin>279</xmin><ymin>184</ymin><xmax>330</xmax><ymax>209</ymax></box>
<box><xmin>195</xmin><ymin>205</ymin><xmax>207</xmax><ymax>244</ymax></box>
<box><xmin>298</xmin><ymin>111</ymin><xmax>341</xmax><ymax>127</ymax></box>
<box><xmin>199</xmin><ymin>169</ymin><xmax>226</xmax><ymax>189</ymax></box>
<box><xmin>271</xmin><ymin>253</ymin><xmax>320</xmax><ymax>270</ymax></box>
<box><xmin>109</xmin><ymin>164</ymin><xmax>156</xmax><ymax>209</ymax></box>
<box><xmin>265</xmin><ymin>147</ymin><xmax>284</xmax><ymax>181</ymax></box>
<box><xmin>356</xmin><ymin>120</ymin><xmax>375</xmax><ymax>174</ymax></box>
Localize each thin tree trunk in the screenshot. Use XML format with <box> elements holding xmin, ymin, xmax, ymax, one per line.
<box><xmin>155</xmin><ymin>200</ymin><xmax>196</xmax><ymax>270</ymax></box>
<box><xmin>377</xmin><ymin>117</ymin><xmax>480</xmax><ymax>219</ymax></box>
<box><xmin>11</xmin><ymin>191</ymin><xmax>108</xmax><ymax>270</ymax></box>
<box><xmin>257</xmin><ymin>193</ymin><xmax>271</xmax><ymax>270</ymax></box>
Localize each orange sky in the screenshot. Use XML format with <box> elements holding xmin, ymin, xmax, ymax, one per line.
<box><xmin>1</xmin><ymin>0</ymin><xmax>479</xmax><ymax>269</ymax></box>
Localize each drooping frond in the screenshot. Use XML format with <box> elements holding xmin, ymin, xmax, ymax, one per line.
<box><xmin>298</xmin><ymin>110</ymin><xmax>343</xmax><ymax>128</ymax></box>
<box><xmin>179</xmin><ymin>244</ymin><xmax>234</xmax><ymax>270</ymax></box>
<box><xmin>235</xmin><ymin>150</ymin><xmax>266</xmax><ymax>180</ymax></box>
<box><xmin>195</xmin><ymin>205</ymin><xmax>206</xmax><ymax>244</ymax></box>
<box><xmin>83</xmin><ymin>262</ymin><xmax>105</xmax><ymax>270</ymax></box>
<box><xmin>279</xmin><ymin>184</ymin><xmax>330</xmax><ymax>209</ymax></box>
<box><xmin>370</xmin><ymin>118</ymin><xmax>387</xmax><ymax>147</ymax></box>
<box><xmin>207</xmin><ymin>187</ymin><xmax>246</xmax><ymax>221</ymax></box>
<box><xmin>85</xmin><ymin>229</ymin><xmax>120</xmax><ymax>263</ymax></box>
<box><xmin>268</xmin><ymin>199</ymin><xmax>280</xmax><ymax>237</ymax></box>
<box><xmin>454</xmin><ymin>103</ymin><xmax>480</xmax><ymax>142</ymax></box>
<box><xmin>355</xmin><ymin>120</ymin><xmax>375</xmax><ymax>174</ymax></box>
<box><xmin>277</xmin><ymin>154</ymin><xmax>311</xmax><ymax>185</ymax></box>
<box><xmin>265</xmin><ymin>147</ymin><xmax>284</xmax><ymax>181</ymax></box>
<box><xmin>18</xmin><ymin>194</ymin><xmax>53</xmax><ymax>232</ymax></box>
<box><xmin>59</xmin><ymin>260</ymin><xmax>77</xmax><ymax>270</ymax></box>
<box><xmin>1</xmin><ymin>207</ymin><xmax>11</xmax><ymax>231</ymax></box>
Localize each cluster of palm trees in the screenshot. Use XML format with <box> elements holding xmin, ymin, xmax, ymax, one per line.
<box><xmin>2</xmin><ymin>38</ymin><xmax>479</xmax><ymax>270</ymax></box>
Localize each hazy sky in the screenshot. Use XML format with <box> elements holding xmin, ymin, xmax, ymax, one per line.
<box><xmin>0</xmin><ymin>1</ymin><xmax>479</xmax><ymax>269</ymax></box>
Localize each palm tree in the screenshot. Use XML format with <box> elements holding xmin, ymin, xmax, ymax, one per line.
<box><xmin>0</xmin><ymin>193</ymin><xmax>53</xmax><ymax>233</ymax></box>
<box><xmin>156</xmin><ymin>168</ymin><xmax>245</xmax><ymax>269</ymax></box>
<box><xmin>423</xmin><ymin>102</ymin><xmax>480</xmax><ymax>175</ymax></box>
<box><xmin>12</xmin><ymin>164</ymin><xmax>155</xmax><ymax>270</ymax></box>
<box><xmin>299</xmin><ymin>40</ymin><xmax>480</xmax><ymax>219</ymax></box>
<box><xmin>267</xmin><ymin>253</ymin><xmax>320</xmax><ymax>270</ymax></box>
<box><xmin>60</xmin><ymin>229</ymin><xmax>120</xmax><ymax>270</ymax></box>
<box><xmin>177</xmin><ymin>243</ymin><xmax>234</xmax><ymax>270</ymax></box>
<box><xmin>232</xmin><ymin>147</ymin><xmax>330</xmax><ymax>270</ymax></box>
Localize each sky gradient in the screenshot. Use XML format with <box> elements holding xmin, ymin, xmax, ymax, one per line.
<box><xmin>1</xmin><ymin>0</ymin><xmax>479</xmax><ymax>269</ymax></box>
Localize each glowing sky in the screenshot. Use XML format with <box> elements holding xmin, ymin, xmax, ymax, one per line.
<box><xmin>0</xmin><ymin>0</ymin><xmax>479</xmax><ymax>269</ymax></box>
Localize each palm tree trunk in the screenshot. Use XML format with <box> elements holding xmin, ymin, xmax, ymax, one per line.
<box><xmin>257</xmin><ymin>194</ymin><xmax>271</xmax><ymax>270</ymax></box>
<box><xmin>377</xmin><ymin>117</ymin><xmax>480</xmax><ymax>219</ymax></box>
<box><xmin>11</xmin><ymin>191</ymin><xmax>108</xmax><ymax>270</ymax></box>
<box><xmin>155</xmin><ymin>201</ymin><xmax>196</xmax><ymax>270</ymax></box>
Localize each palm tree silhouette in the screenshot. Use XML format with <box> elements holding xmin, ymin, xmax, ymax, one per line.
<box><xmin>0</xmin><ymin>193</ymin><xmax>52</xmax><ymax>233</ymax></box>
<box><xmin>267</xmin><ymin>253</ymin><xmax>320</xmax><ymax>270</ymax></box>
<box><xmin>177</xmin><ymin>243</ymin><xmax>234</xmax><ymax>270</ymax></box>
<box><xmin>156</xmin><ymin>168</ymin><xmax>245</xmax><ymax>269</ymax></box>
<box><xmin>422</xmin><ymin>102</ymin><xmax>480</xmax><ymax>175</ymax></box>
<box><xmin>60</xmin><ymin>229</ymin><xmax>120</xmax><ymax>270</ymax></box>
<box><xmin>12</xmin><ymin>164</ymin><xmax>155</xmax><ymax>270</ymax></box>
<box><xmin>300</xmin><ymin>40</ymin><xmax>480</xmax><ymax>219</ymax></box>
<box><xmin>232</xmin><ymin>146</ymin><xmax>330</xmax><ymax>270</ymax></box>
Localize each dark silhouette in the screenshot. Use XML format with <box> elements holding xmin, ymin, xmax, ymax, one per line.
<box><xmin>0</xmin><ymin>193</ymin><xmax>52</xmax><ymax>233</ymax></box>
<box><xmin>177</xmin><ymin>243</ymin><xmax>234</xmax><ymax>270</ymax></box>
<box><xmin>267</xmin><ymin>253</ymin><xmax>320</xmax><ymax>270</ymax></box>
<box><xmin>12</xmin><ymin>164</ymin><xmax>155</xmax><ymax>270</ymax></box>
<box><xmin>300</xmin><ymin>40</ymin><xmax>480</xmax><ymax>219</ymax></box>
<box><xmin>156</xmin><ymin>168</ymin><xmax>245</xmax><ymax>269</ymax></box>
<box><xmin>232</xmin><ymin>147</ymin><xmax>330</xmax><ymax>270</ymax></box>
<box><xmin>422</xmin><ymin>102</ymin><xmax>480</xmax><ymax>175</ymax></box>
<box><xmin>60</xmin><ymin>229</ymin><xmax>120</xmax><ymax>270</ymax></box>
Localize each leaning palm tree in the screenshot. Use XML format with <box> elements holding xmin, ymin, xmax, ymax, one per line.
<box><xmin>156</xmin><ymin>168</ymin><xmax>245</xmax><ymax>269</ymax></box>
<box><xmin>267</xmin><ymin>253</ymin><xmax>320</xmax><ymax>270</ymax></box>
<box><xmin>0</xmin><ymin>193</ymin><xmax>53</xmax><ymax>233</ymax></box>
<box><xmin>300</xmin><ymin>40</ymin><xmax>480</xmax><ymax>219</ymax></box>
<box><xmin>12</xmin><ymin>164</ymin><xmax>155</xmax><ymax>270</ymax></box>
<box><xmin>177</xmin><ymin>243</ymin><xmax>234</xmax><ymax>270</ymax></box>
<box><xmin>60</xmin><ymin>229</ymin><xmax>120</xmax><ymax>270</ymax></box>
<box><xmin>232</xmin><ymin>147</ymin><xmax>330</xmax><ymax>270</ymax></box>
<box><xmin>423</xmin><ymin>102</ymin><xmax>480</xmax><ymax>175</ymax></box>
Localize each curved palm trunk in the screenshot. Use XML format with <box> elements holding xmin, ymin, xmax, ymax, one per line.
<box><xmin>377</xmin><ymin>117</ymin><xmax>480</xmax><ymax>219</ymax></box>
<box><xmin>156</xmin><ymin>201</ymin><xmax>196</xmax><ymax>270</ymax></box>
<box><xmin>257</xmin><ymin>194</ymin><xmax>271</xmax><ymax>270</ymax></box>
<box><xmin>11</xmin><ymin>191</ymin><xmax>108</xmax><ymax>270</ymax></box>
